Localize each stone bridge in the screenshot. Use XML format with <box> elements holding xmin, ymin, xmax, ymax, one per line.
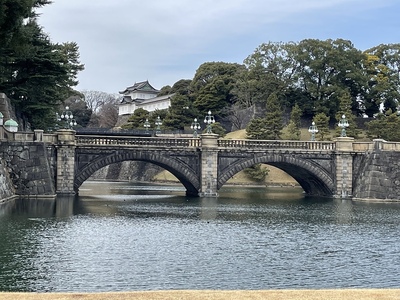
<box><xmin>1</xmin><ymin>128</ymin><xmax>400</xmax><ymax>200</ymax></box>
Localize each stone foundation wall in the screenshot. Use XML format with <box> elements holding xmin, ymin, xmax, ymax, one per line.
<box><xmin>353</xmin><ymin>151</ymin><xmax>400</xmax><ymax>200</ymax></box>
<box><xmin>0</xmin><ymin>158</ymin><xmax>15</xmax><ymax>200</ymax></box>
<box><xmin>0</xmin><ymin>142</ymin><xmax>56</xmax><ymax>197</ymax></box>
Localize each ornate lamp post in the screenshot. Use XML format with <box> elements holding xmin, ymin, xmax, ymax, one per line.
<box><xmin>190</xmin><ymin>118</ymin><xmax>201</xmax><ymax>138</ymax></box>
<box><xmin>308</xmin><ymin>121</ymin><xmax>318</xmax><ymax>141</ymax></box>
<box><xmin>203</xmin><ymin>110</ymin><xmax>215</xmax><ymax>134</ymax></box>
<box><xmin>338</xmin><ymin>114</ymin><xmax>349</xmax><ymax>137</ymax></box>
<box><xmin>144</xmin><ymin>118</ymin><xmax>150</xmax><ymax>132</ymax></box>
<box><xmin>155</xmin><ymin>116</ymin><xmax>162</xmax><ymax>134</ymax></box>
<box><xmin>60</xmin><ymin>106</ymin><xmax>77</xmax><ymax>129</ymax></box>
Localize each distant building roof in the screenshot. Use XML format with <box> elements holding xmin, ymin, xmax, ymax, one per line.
<box><xmin>119</xmin><ymin>80</ymin><xmax>159</xmax><ymax>95</ymax></box>
<box><xmin>141</xmin><ymin>93</ymin><xmax>175</xmax><ymax>105</ymax></box>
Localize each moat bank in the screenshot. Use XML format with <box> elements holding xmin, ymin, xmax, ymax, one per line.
<box><xmin>1</xmin><ymin>289</ymin><xmax>399</xmax><ymax>300</ymax></box>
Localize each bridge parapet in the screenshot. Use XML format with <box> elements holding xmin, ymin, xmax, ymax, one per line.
<box><xmin>352</xmin><ymin>142</ymin><xmax>374</xmax><ymax>152</ymax></box>
<box><xmin>375</xmin><ymin>139</ymin><xmax>400</xmax><ymax>151</ymax></box>
<box><xmin>218</xmin><ymin>139</ymin><xmax>336</xmax><ymax>151</ymax></box>
<box><xmin>351</xmin><ymin>140</ymin><xmax>400</xmax><ymax>152</ymax></box>
<box><xmin>75</xmin><ymin>135</ymin><xmax>201</xmax><ymax>148</ymax></box>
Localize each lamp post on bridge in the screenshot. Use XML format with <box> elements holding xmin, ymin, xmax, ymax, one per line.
<box><xmin>308</xmin><ymin>121</ymin><xmax>318</xmax><ymax>141</ymax></box>
<box><xmin>155</xmin><ymin>116</ymin><xmax>162</xmax><ymax>135</ymax></box>
<box><xmin>204</xmin><ymin>110</ymin><xmax>215</xmax><ymax>134</ymax></box>
<box><xmin>59</xmin><ymin>106</ymin><xmax>77</xmax><ymax>129</ymax></box>
<box><xmin>338</xmin><ymin>114</ymin><xmax>349</xmax><ymax>137</ymax></box>
<box><xmin>190</xmin><ymin>118</ymin><xmax>201</xmax><ymax>138</ymax></box>
<box><xmin>144</xmin><ymin>118</ymin><xmax>150</xmax><ymax>133</ymax></box>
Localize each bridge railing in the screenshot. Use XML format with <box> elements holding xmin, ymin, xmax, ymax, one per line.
<box><xmin>352</xmin><ymin>142</ymin><xmax>374</xmax><ymax>152</ymax></box>
<box><xmin>379</xmin><ymin>141</ymin><xmax>400</xmax><ymax>151</ymax></box>
<box><xmin>75</xmin><ymin>135</ymin><xmax>201</xmax><ymax>148</ymax></box>
<box><xmin>218</xmin><ymin>139</ymin><xmax>336</xmax><ymax>150</ymax></box>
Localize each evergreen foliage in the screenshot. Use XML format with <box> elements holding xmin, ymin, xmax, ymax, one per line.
<box><xmin>285</xmin><ymin>104</ymin><xmax>302</xmax><ymax>140</ymax></box>
<box><xmin>313</xmin><ymin>112</ymin><xmax>330</xmax><ymax>140</ymax></box>
<box><xmin>122</xmin><ymin>108</ymin><xmax>150</xmax><ymax>129</ymax></box>
<box><xmin>244</xmin><ymin>164</ymin><xmax>269</xmax><ymax>182</ymax></box>
<box><xmin>263</xmin><ymin>93</ymin><xmax>283</xmax><ymax>139</ymax></box>
<box><xmin>0</xmin><ymin>1</ymin><xmax>84</xmax><ymax>130</ymax></box>
<box><xmin>335</xmin><ymin>90</ymin><xmax>361</xmax><ymax>138</ymax></box>
<box><xmin>190</xmin><ymin>62</ymin><xmax>245</xmax><ymax>117</ymax></box>
<box><xmin>367</xmin><ymin>109</ymin><xmax>400</xmax><ymax>141</ymax></box>
<box><xmin>246</xmin><ymin>117</ymin><xmax>268</xmax><ymax>139</ymax></box>
<box><xmin>204</xmin><ymin>122</ymin><xmax>226</xmax><ymax>137</ymax></box>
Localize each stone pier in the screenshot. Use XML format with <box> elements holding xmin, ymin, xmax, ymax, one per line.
<box><xmin>56</xmin><ymin>129</ymin><xmax>76</xmax><ymax>194</ymax></box>
<box><xmin>334</xmin><ymin>137</ymin><xmax>354</xmax><ymax>198</ymax></box>
<box><xmin>199</xmin><ymin>134</ymin><xmax>219</xmax><ymax>197</ymax></box>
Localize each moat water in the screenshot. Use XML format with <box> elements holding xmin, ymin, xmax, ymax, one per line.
<box><xmin>0</xmin><ymin>181</ymin><xmax>399</xmax><ymax>292</ymax></box>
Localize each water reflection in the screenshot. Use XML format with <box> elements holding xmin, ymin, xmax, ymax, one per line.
<box><xmin>0</xmin><ymin>181</ymin><xmax>399</xmax><ymax>292</ymax></box>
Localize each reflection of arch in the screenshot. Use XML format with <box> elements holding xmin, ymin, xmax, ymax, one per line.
<box><xmin>218</xmin><ymin>154</ymin><xmax>334</xmax><ymax>196</ymax></box>
<box><xmin>74</xmin><ymin>150</ymin><xmax>200</xmax><ymax>196</ymax></box>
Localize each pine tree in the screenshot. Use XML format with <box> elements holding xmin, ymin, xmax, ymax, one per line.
<box><xmin>244</xmin><ymin>164</ymin><xmax>269</xmax><ymax>182</ymax></box>
<box><xmin>246</xmin><ymin>117</ymin><xmax>268</xmax><ymax>139</ymax></box>
<box><xmin>313</xmin><ymin>112</ymin><xmax>330</xmax><ymax>140</ymax></box>
<box><xmin>121</xmin><ymin>108</ymin><xmax>150</xmax><ymax>129</ymax></box>
<box><xmin>335</xmin><ymin>90</ymin><xmax>360</xmax><ymax>138</ymax></box>
<box><xmin>263</xmin><ymin>93</ymin><xmax>283</xmax><ymax>139</ymax></box>
<box><xmin>367</xmin><ymin>109</ymin><xmax>400</xmax><ymax>141</ymax></box>
<box><xmin>285</xmin><ymin>103</ymin><xmax>302</xmax><ymax>140</ymax></box>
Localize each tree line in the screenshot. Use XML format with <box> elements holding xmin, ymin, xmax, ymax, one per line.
<box><xmin>125</xmin><ymin>40</ymin><xmax>400</xmax><ymax>140</ymax></box>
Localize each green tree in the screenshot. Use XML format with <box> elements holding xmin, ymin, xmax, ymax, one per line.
<box><xmin>367</xmin><ymin>109</ymin><xmax>400</xmax><ymax>141</ymax></box>
<box><xmin>63</xmin><ymin>95</ymin><xmax>91</xmax><ymax>129</ymax></box>
<box><xmin>293</xmin><ymin>39</ymin><xmax>368</xmax><ymax>119</ymax></box>
<box><xmin>0</xmin><ymin>2</ymin><xmax>84</xmax><ymax>130</ymax></box>
<box><xmin>313</xmin><ymin>112</ymin><xmax>330</xmax><ymax>140</ymax></box>
<box><xmin>162</xmin><ymin>79</ymin><xmax>197</xmax><ymax>130</ymax></box>
<box><xmin>205</xmin><ymin>122</ymin><xmax>226</xmax><ymax>137</ymax></box>
<box><xmin>264</xmin><ymin>93</ymin><xmax>283</xmax><ymax>139</ymax></box>
<box><xmin>364</xmin><ymin>44</ymin><xmax>400</xmax><ymax>116</ymax></box>
<box><xmin>244</xmin><ymin>164</ymin><xmax>269</xmax><ymax>182</ymax></box>
<box><xmin>121</xmin><ymin>108</ymin><xmax>150</xmax><ymax>130</ymax></box>
<box><xmin>284</xmin><ymin>103</ymin><xmax>302</xmax><ymax>140</ymax></box>
<box><xmin>335</xmin><ymin>90</ymin><xmax>360</xmax><ymax>138</ymax></box>
<box><xmin>246</xmin><ymin>117</ymin><xmax>268</xmax><ymax>139</ymax></box>
<box><xmin>148</xmin><ymin>109</ymin><xmax>168</xmax><ymax>131</ymax></box>
<box><xmin>190</xmin><ymin>62</ymin><xmax>244</xmax><ymax>117</ymax></box>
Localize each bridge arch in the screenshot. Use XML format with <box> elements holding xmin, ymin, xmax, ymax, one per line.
<box><xmin>74</xmin><ymin>149</ymin><xmax>201</xmax><ymax>196</ymax></box>
<box><xmin>218</xmin><ymin>153</ymin><xmax>334</xmax><ymax>196</ymax></box>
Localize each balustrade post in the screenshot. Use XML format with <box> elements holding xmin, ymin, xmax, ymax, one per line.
<box><xmin>199</xmin><ymin>133</ymin><xmax>219</xmax><ymax>197</ymax></box>
<box><xmin>34</xmin><ymin>129</ymin><xmax>44</xmax><ymax>142</ymax></box>
<box><xmin>56</xmin><ymin>129</ymin><xmax>76</xmax><ymax>195</ymax></box>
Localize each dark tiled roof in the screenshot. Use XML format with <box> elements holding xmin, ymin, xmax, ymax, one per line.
<box><xmin>120</xmin><ymin>95</ymin><xmax>133</xmax><ymax>104</ymax></box>
<box><xmin>119</xmin><ymin>80</ymin><xmax>159</xmax><ymax>94</ymax></box>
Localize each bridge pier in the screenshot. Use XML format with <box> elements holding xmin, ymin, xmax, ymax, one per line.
<box><xmin>334</xmin><ymin>137</ymin><xmax>354</xmax><ymax>198</ymax></box>
<box><xmin>199</xmin><ymin>134</ymin><xmax>219</xmax><ymax>197</ymax></box>
<box><xmin>56</xmin><ymin>129</ymin><xmax>76</xmax><ymax>195</ymax></box>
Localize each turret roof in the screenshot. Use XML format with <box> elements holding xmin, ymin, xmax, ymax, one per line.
<box><xmin>119</xmin><ymin>80</ymin><xmax>159</xmax><ymax>94</ymax></box>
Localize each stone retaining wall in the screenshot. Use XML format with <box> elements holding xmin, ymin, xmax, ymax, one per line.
<box><xmin>0</xmin><ymin>142</ymin><xmax>56</xmax><ymax>197</ymax></box>
<box><xmin>353</xmin><ymin>150</ymin><xmax>400</xmax><ymax>200</ymax></box>
<box><xmin>0</xmin><ymin>158</ymin><xmax>15</xmax><ymax>201</ymax></box>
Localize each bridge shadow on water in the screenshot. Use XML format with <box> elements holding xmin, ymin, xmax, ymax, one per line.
<box><xmin>0</xmin><ymin>181</ymin><xmax>336</xmax><ymax>220</ymax></box>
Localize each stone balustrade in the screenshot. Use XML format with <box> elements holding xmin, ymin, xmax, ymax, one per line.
<box><xmin>75</xmin><ymin>135</ymin><xmax>201</xmax><ymax>148</ymax></box>
<box><xmin>218</xmin><ymin>139</ymin><xmax>336</xmax><ymax>151</ymax></box>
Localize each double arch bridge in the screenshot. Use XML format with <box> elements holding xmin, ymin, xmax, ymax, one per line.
<box><xmin>51</xmin><ymin>130</ymin><xmax>373</xmax><ymax>198</ymax></box>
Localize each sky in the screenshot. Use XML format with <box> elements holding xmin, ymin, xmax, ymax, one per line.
<box><xmin>37</xmin><ymin>0</ymin><xmax>400</xmax><ymax>95</ymax></box>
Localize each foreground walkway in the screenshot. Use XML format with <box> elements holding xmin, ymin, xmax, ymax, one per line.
<box><xmin>1</xmin><ymin>289</ymin><xmax>399</xmax><ymax>300</ymax></box>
